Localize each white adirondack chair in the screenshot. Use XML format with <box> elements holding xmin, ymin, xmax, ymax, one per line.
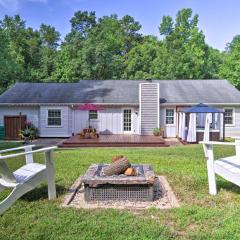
<box><xmin>0</xmin><ymin>145</ymin><xmax>57</xmax><ymax>214</ymax></box>
<box><xmin>201</xmin><ymin>138</ymin><xmax>240</xmax><ymax>195</ymax></box>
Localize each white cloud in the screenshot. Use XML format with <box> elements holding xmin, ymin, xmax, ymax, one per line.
<box><xmin>0</xmin><ymin>0</ymin><xmax>48</xmax><ymax>11</ymax></box>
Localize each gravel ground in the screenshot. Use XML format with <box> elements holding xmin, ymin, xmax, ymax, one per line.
<box><xmin>62</xmin><ymin>176</ymin><xmax>179</xmax><ymax>210</ymax></box>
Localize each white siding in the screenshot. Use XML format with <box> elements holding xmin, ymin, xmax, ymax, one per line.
<box><xmin>222</xmin><ymin>106</ymin><xmax>240</xmax><ymax>137</ymax></box>
<box><xmin>39</xmin><ymin>106</ymin><xmax>71</xmax><ymax>137</ymax></box>
<box><xmin>0</xmin><ymin>106</ymin><xmax>39</xmax><ymax>128</ymax></box>
<box><xmin>140</xmin><ymin>83</ymin><xmax>160</xmax><ymax>135</ymax></box>
<box><xmin>73</xmin><ymin>107</ymin><xmax>140</xmax><ymax>135</ymax></box>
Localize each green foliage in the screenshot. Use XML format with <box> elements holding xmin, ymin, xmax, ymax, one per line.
<box><xmin>152</xmin><ymin>127</ymin><xmax>160</xmax><ymax>136</ymax></box>
<box><xmin>157</xmin><ymin>8</ymin><xmax>216</xmax><ymax>79</ymax></box>
<box><xmin>124</xmin><ymin>36</ymin><xmax>158</xmax><ymax>79</ymax></box>
<box><xmin>19</xmin><ymin>121</ymin><xmax>39</xmax><ymax>141</ymax></box>
<box><xmin>0</xmin><ymin>29</ymin><xmax>22</xmax><ymax>93</ymax></box>
<box><xmin>220</xmin><ymin>35</ymin><xmax>240</xmax><ymax>89</ymax></box>
<box><xmin>0</xmin><ymin>8</ymin><xmax>237</xmax><ymax>93</ymax></box>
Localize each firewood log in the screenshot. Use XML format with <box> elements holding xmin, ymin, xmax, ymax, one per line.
<box><xmin>124</xmin><ymin>167</ymin><xmax>137</xmax><ymax>176</ymax></box>
<box><xmin>112</xmin><ymin>155</ymin><xmax>124</xmax><ymax>163</ymax></box>
<box><xmin>103</xmin><ymin>157</ymin><xmax>130</xmax><ymax>176</ymax></box>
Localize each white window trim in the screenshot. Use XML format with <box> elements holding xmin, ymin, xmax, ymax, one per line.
<box><xmin>88</xmin><ymin>110</ymin><xmax>99</xmax><ymax>121</ymax></box>
<box><xmin>165</xmin><ymin>108</ymin><xmax>175</xmax><ymax>126</ymax></box>
<box><xmin>224</xmin><ymin>107</ymin><xmax>235</xmax><ymax>127</ymax></box>
<box><xmin>46</xmin><ymin>108</ymin><xmax>62</xmax><ymax>128</ymax></box>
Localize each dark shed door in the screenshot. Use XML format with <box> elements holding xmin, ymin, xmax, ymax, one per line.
<box><xmin>4</xmin><ymin>115</ymin><xmax>26</xmax><ymax>140</ymax></box>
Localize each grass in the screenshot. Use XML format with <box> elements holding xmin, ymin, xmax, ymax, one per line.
<box><xmin>0</xmin><ymin>142</ymin><xmax>240</xmax><ymax>239</ymax></box>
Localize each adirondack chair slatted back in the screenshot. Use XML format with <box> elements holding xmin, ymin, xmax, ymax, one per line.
<box><xmin>0</xmin><ymin>145</ymin><xmax>34</xmax><ymax>184</ymax></box>
<box><xmin>0</xmin><ymin>145</ymin><xmax>57</xmax><ymax>214</ymax></box>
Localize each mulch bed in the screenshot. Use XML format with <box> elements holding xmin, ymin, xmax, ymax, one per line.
<box><xmin>62</xmin><ymin>176</ymin><xmax>179</xmax><ymax>210</ymax></box>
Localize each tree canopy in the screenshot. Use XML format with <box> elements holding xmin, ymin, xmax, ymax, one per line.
<box><xmin>0</xmin><ymin>8</ymin><xmax>238</xmax><ymax>93</ymax></box>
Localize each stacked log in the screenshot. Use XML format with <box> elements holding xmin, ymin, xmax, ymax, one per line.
<box><xmin>103</xmin><ymin>157</ymin><xmax>130</xmax><ymax>176</ymax></box>
<box><xmin>103</xmin><ymin>156</ymin><xmax>137</xmax><ymax>176</ymax></box>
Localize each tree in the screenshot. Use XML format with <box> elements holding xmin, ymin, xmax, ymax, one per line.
<box><xmin>33</xmin><ymin>24</ymin><xmax>60</xmax><ymax>81</ymax></box>
<box><xmin>39</xmin><ymin>24</ymin><xmax>60</xmax><ymax>49</ymax></box>
<box><xmin>0</xmin><ymin>29</ymin><xmax>22</xmax><ymax>92</ymax></box>
<box><xmin>53</xmin><ymin>11</ymin><xmax>97</xmax><ymax>81</ymax></box>
<box><xmin>158</xmin><ymin>8</ymin><xmax>216</xmax><ymax>79</ymax></box>
<box><xmin>220</xmin><ymin>35</ymin><xmax>240</xmax><ymax>89</ymax></box>
<box><xmin>81</xmin><ymin>15</ymin><xmax>125</xmax><ymax>79</ymax></box>
<box><xmin>64</xmin><ymin>11</ymin><xmax>96</xmax><ymax>47</ymax></box>
<box><xmin>120</xmin><ymin>15</ymin><xmax>142</xmax><ymax>54</ymax></box>
<box><xmin>124</xmin><ymin>36</ymin><xmax>158</xmax><ymax>79</ymax></box>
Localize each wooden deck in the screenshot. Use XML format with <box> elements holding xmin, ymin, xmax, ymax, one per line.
<box><xmin>58</xmin><ymin>134</ymin><xmax>169</xmax><ymax>148</ymax></box>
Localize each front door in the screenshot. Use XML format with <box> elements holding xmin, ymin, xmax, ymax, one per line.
<box><xmin>4</xmin><ymin>115</ymin><xmax>27</xmax><ymax>140</ymax></box>
<box><xmin>123</xmin><ymin>109</ymin><xmax>132</xmax><ymax>133</ymax></box>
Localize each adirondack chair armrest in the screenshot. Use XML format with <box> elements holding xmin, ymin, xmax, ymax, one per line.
<box><xmin>200</xmin><ymin>141</ymin><xmax>240</xmax><ymax>159</ymax></box>
<box><xmin>0</xmin><ymin>145</ymin><xmax>36</xmax><ymax>164</ymax></box>
<box><xmin>199</xmin><ymin>141</ymin><xmax>240</xmax><ymax>146</ymax></box>
<box><xmin>0</xmin><ymin>145</ymin><xmax>36</xmax><ymax>154</ymax></box>
<box><xmin>0</xmin><ymin>146</ymin><xmax>58</xmax><ymax>161</ymax></box>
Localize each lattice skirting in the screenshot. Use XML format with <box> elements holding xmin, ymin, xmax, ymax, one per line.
<box><xmin>84</xmin><ymin>184</ymin><xmax>154</xmax><ymax>202</ymax></box>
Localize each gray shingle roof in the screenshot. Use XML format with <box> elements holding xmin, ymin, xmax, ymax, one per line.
<box><xmin>0</xmin><ymin>79</ymin><xmax>239</xmax><ymax>105</ymax></box>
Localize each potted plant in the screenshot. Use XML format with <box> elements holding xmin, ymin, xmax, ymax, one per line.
<box><xmin>19</xmin><ymin>121</ymin><xmax>39</xmax><ymax>143</ymax></box>
<box><xmin>153</xmin><ymin>128</ymin><xmax>160</xmax><ymax>136</ymax></box>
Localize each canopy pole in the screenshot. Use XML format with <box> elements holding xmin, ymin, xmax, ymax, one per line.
<box><xmin>223</xmin><ymin>112</ymin><xmax>225</xmax><ymax>142</ymax></box>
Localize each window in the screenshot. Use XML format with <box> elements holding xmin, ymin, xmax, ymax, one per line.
<box><xmin>166</xmin><ymin>109</ymin><xmax>174</xmax><ymax>125</ymax></box>
<box><xmin>47</xmin><ymin>109</ymin><xmax>61</xmax><ymax>126</ymax></box>
<box><xmin>224</xmin><ymin>108</ymin><xmax>234</xmax><ymax>125</ymax></box>
<box><xmin>89</xmin><ymin>110</ymin><xmax>98</xmax><ymax>120</ymax></box>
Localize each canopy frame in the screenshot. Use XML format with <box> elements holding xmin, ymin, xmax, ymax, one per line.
<box><xmin>179</xmin><ymin>103</ymin><xmax>225</xmax><ymax>142</ymax></box>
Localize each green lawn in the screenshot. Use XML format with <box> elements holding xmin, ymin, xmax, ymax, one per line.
<box><xmin>0</xmin><ymin>143</ymin><xmax>240</xmax><ymax>239</ymax></box>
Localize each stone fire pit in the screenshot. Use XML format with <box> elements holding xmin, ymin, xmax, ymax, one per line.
<box><xmin>62</xmin><ymin>160</ymin><xmax>179</xmax><ymax>210</ymax></box>
<box><xmin>82</xmin><ymin>164</ymin><xmax>155</xmax><ymax>202</ymax></box>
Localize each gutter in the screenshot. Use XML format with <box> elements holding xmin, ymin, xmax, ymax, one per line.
<box><xmin>161</xmin><ymin>102</ymin><xmax>240</xmax><ymax>106</ymax></box>
<box><xmin>0</xmin><ymin>102</ymin><xmax>240</xmax><ymax>107</ymax></box>
<box><xmin>0</xmin><ymin>103</ymin><xmax>140</xmax><ymax>107</ymax></box>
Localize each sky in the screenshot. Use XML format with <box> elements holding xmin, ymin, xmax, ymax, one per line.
<box><xmin>0</xmin><ymin>0</ymin><xmax>239</xmax><ymax>50</ymax></box>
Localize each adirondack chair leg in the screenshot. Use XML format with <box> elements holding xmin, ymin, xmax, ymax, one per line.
<box><xmin>0</xmin><ymin>186</ymin><xmax>29</xmax><ymax>215</ymax></box>
<box><xmin>206</xmin><ymin>144</ymin><xmax>217</xmax><ymax>195</ymax></box>
<box><xmin>45</xmin><ymin>151</ymin><xmax>56</xmax><ymax>200</ymax></box>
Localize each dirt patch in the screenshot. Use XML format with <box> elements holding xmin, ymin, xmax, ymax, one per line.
<box><xmin>62</xmin><ymin>175</ymin><xmax>179</xmax><ymax>210</ymax></box>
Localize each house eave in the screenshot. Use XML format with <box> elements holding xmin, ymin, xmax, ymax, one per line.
<box><xmin>0</xmin><ymin>102</ymin><xmax>139</xmax><ymax>107</ymax></box>
<box><xmin>161</xmin><ymin>102</ymin><xmax>240</xmax><ymax>106</ymax></box>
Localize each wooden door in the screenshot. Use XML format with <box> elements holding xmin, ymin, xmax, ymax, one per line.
<box><xmin>4</xmin><ymin>115</ymin><xmax>26</xmax><ymax>140</ymax></box>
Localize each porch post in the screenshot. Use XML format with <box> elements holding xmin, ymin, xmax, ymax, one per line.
<box><xmin>223</xmin><ymin>112</ymin><xmax>225</xmax><ymax>141</ymax></box>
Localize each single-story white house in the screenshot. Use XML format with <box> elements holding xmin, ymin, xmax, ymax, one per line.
<box><xmin>0</xmin><ymin>79</ymin><xmax>240</xmax><ymax>139</ymax></box>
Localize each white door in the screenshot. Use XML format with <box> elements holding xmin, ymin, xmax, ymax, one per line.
<box><xmin>123</xmin><ymin>109</ymin><xmax>132</xmax><ymax>133</ymax></box>
<box><xmin>74</xmin><ymin>110</ymin><xmax>88</xmax><ymax>134</ymax></box>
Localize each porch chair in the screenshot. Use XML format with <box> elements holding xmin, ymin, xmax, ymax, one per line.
<box><xmin>0</xmin><ymin>145</ymin><xmax>57</xmax><ymax>214</ymax></box>
<box><xmin>201</xmin><ymin>138</ymin><xmax>240</xmax><ymax>195</ymax></box>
